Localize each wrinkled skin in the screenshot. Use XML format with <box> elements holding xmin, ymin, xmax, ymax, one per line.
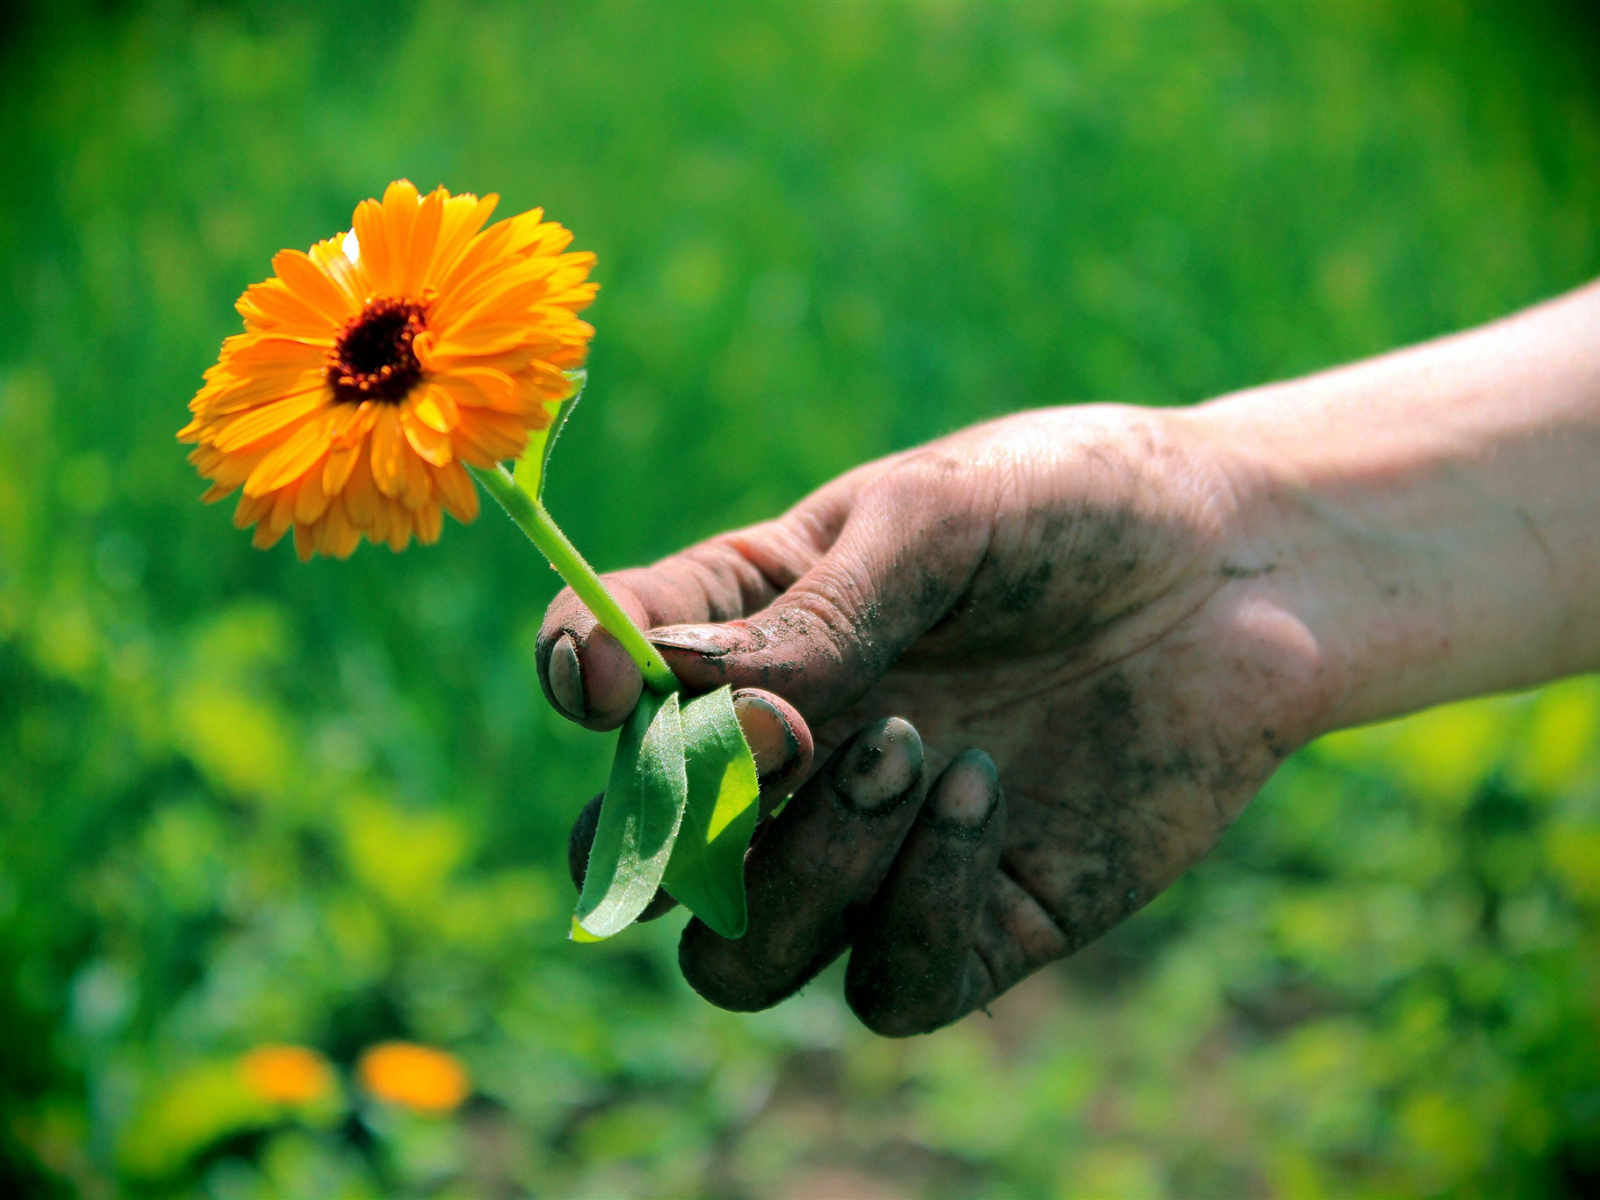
<box><xmin>541</xmin><ymin>405</ymin><xmax>1334</xmax><ymax>1037</ymax></box>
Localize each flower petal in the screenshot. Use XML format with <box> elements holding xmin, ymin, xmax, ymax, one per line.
<box><xmin>212</xmin><ymin>389</ymin><xmax>329</xmax><ymax>452</ymax></box>
<box><xmin>412</xmin><ymin>384</ymin><xmax>459</xmax><ymax>433</ymax></box>
<box><xmin>272</xmin><ymin>249</ymin><xmax>358</xmax><ymax>325</ymax></box>
<box><xmin>233</xmin><ymin>490</ymin><xmax>274</xmax><ymax>530</ymax></box>
<box><xmin>245</xmin><ymin>414</ymin><xmax>333</xmax><ymax>495</ymax></box>
<box><xmin>402</xmin><ymin>407</ymin><xmax>453</xmax><ymax>467</ymax></box>
<box><xmin>430</xmin><ymin>218</ymin><xmax>518</xmax><ymax>307</ymax></box>
<box><xmin>352</xmin><ymin>199</ymin><xmax>396</xmax><ymax>296</ymax></box>
<box><xmin>329</xmin><ymin>399</ymin><xmax>378</xmax><ymax>447</ymax></box>
<box><xmin>294</xmin><ymin>458</ymin><xmax>331</xmax><ymax>524</ymax></box>
<box><xmin>431</xmin><ymin>323</ymin><xmax>536</xmax><ymax>359</ymax></box>
<box><xmin>366</xmin><ymin>487</ymin><xmax>390</xmax><ymax>544</ymax></box>
<box><xmin>426</xmin><ymin>193</ymin><xmax>499</xmax><ymax>290</ymax></box>
<box><xmin>428</xmin><ymin>256</ymin><xmax>552</xmax><ymax>333</ymax></box>
<box><xmin>433</xmin><ymin>459</ymin><xmax>479</xmax><ymax>524</ymax></box>
<box><xmin>382</xmin><ymin>180</ymin><xmax>420</xmax><ymax>289</ymax></box>
<box><xmin>225</xmin><ymin>335</ymin><xmax>333</xmax><ymax>369</ymax></box>
<box><xmin>400</xmin><ymin>440</ymin><xmax>433</xmax><ymax>510</ymax></box>
<box><xmin>188</xmin><ymin>368</ymin><xmax>327</xmax><ymax>422</ymax></box>
<box><xmin>199</xmin><ymin>445</ymin><xmax>265</xmax><ymax>491</ymax></box>
<box><xmin>414</xmin><ymin>502</ymin><xmax>443</xmax><ymax>545</ymax></box>
<box><xmin>237</xmin><ymin>279</ymin><xmax>334</xmax><ymax>335</ymax></box>
<box><xmin>324</xmin><ymin>501</ymin><xmax>362</xmax><ymax>558</ymax></box>
<box><xmin>309</xmin><ymin>235</ymin><xmax>365</xmax><ymax>308</ymax></box>
<box><xmin>268</xmin><ymin>481</ymin><xmax>298</xmax><ymax>538</ymax></box>
<box><xmin>323</xmin><ymin>440</ymin><xmax>361</xmax><ymax>496</ymax></box>
<box><xmin>252</xmin><ymin>519</ymin><xmax>288</xmax><ymax>550</ymax></box>
<box><xmin>370</xmin><ymin>406</ymin><xmax>407</xmax><ymax>498</ymax></box>
<box><xmin>384</xmin><ymin>501</ymin><xmax>414</xmax><ymax>553</ymax></box>
<box><xmin>343</xmin><ymin>443</ymin><xmax>378</xmax><ymax>527</ymax></box>
<box><xmin>453</xmin><ymin>408</ymin><xmax>530</xmax><ymax>465</ymax></box>
<box><xmin>401</xmin><ymin>186</ymin><xmax>445</xmax><ymax>297</ymax></box>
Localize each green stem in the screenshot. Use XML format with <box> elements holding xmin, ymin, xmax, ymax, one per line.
<box><xmin>470</xmin><ymin>464</ymin><xmax>680</xmax><ymax>695</ymax></box>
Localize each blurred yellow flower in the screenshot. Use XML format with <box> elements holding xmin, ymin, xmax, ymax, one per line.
<box><xmin>179</xmin><ymin>180</ymin><xmax>597</xmax><ymax>560</ymax></box>
<box><xmin>357</xmin><ymin>1041</ymin><xmax>471</xmax><ymax>1114</ymax></box>
<box><xmin>239</xmin><ymin>1044</ymin><xmax>334</xmax><ymax>1106</ymax></box>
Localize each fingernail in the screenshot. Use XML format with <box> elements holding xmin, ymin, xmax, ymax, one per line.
<box><xmin>931</xmin><ymin>749</ymin><xmax>999</xmax><ymax>828</ymax></box>
<box><xmin>835</xmin><ymin>717</ymin><xmax>923</xmax><ymax>811</ymax></box>
<box><xmin>549</xmin><ymin>633</ymin><xmax>587</xmax><ymax>720</ymax></box>
<box><xmin>649</xmin><ymin>623</ymin><xmax>749</xmax><ymax>658</ymax></box>
<box><xmin>733</xmin><ymin>693</ymin><xmax>798</xmax><ymax>777</ymax></box>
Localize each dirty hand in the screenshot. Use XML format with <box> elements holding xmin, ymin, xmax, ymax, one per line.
<box><xmin>543</xmin><ymin>283</ymin><xmax>1600</xmax><ymax>1035</ymax></box>
<box><xmin>541</xmin><ymin>402</ymin><xmax>1339</xmax><ymax>1035</ymax></box>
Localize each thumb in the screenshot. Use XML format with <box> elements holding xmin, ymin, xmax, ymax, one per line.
<box><xmin>648</xmin><ymin>471</ymin><xmax>990</xmax><ymax>723</ymax></box>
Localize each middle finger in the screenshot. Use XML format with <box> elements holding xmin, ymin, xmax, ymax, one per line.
<box><xmin>679</xmin><ymin>716</ymin><xmax>929</xmax><ymax>1012</ymax></box>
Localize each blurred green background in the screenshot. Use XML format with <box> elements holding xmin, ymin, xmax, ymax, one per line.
<box><xmin>3</xmin><ymin>0</ymin><xmax>1600</xmax><ymax>1195</ymax></box>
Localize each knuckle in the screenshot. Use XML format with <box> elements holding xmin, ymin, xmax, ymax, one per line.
<box><xmin>862</xmin><ymin>460</ymin><xmax>991</xmax><ymax>585</ymax></box>
<box><xmin>870</xmin><ymin>455</ymin><xmax>982</xmax><ymax>524</ymax></box>
<box><xmin>680</xmin><ymin>540</ymin><xmax>778</xmax><ymax>619</ymax></box>
<box><xmin>774</xmin><ymin>585</ymin><xmax>859</xmax><ymax>655</ymax></box>
<box><xmin>877</xmin><ymin>450</ymin><xmax>966</xmax><ymax>495</ymax></box>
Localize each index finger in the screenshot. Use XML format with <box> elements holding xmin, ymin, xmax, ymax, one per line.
<box><xmin>536</xmin><ymin>487</ymin><xmax>852</xmax><ymax>730</ymax></box>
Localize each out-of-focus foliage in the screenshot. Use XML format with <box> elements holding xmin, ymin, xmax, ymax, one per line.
<box><xmin>2</xmin><ymin>1</ymin><xmax>1598</xmax><ymax>1195</ymax></box>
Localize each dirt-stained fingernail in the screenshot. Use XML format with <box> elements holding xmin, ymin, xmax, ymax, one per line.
<box><xmin>549</xmin><ymin>633</ymin><xmax>586</xmax><ymax>721</ymax></box>
<box><xmin>649</xmin><ymin>624</ymin><xmax>746</xmax><ymax>658</ymax></box>
<box><xmin>733</xmin><ymin>693</ymin><xmax>797</xmax><ymax>777</ymax></box>
<box><xmin>931</xmin><ymin>749</ymin><xmax>999</xmax><ymax>828</ymax></box>
<box><xmin>834</xmin><ymin>717</ymin><xmax>923</xmax><ymax>811</ymax></box>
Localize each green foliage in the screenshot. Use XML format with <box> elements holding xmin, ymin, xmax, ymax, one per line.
<box><xmin>574</xmin><ymin>689</ymin><xmax>686</xmax><ymax>941</ymax></box>
<box><xmin>1</xmin><ymin>0</ymin><xmax>1598</xmax><ymax>1195</ymax></box>
<box><xmin>664</xmin><ymin>685</ymin><xmax>762</xmax><ymax>939</ymax></box>
<box><xmin>512</xmin><ymin>371</ymin><xmax>584</xmax><ymax>504</ymax></box>
<box><xmin>514</xmin><ymin>372</ymin><xmax>761</xmax><ymax>938</ymax></box>
<box><xmin>576</xmin><ymin>679</ymin><xmax>761</xmax><ymax>941</ymax></box>
<box><xmin>575</xmin><ymin>681</ymin><xmax>760</xmax><ymax>941</ymax></box>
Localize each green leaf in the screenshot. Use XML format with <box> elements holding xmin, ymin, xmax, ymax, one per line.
<box><xmin>573</xmin><ymin>688</ymin><xmax>688</xmax><ymax>940</ymax></box>
<box><xmin>514</xmin><ymin>369</ymin><xmax>586</xmax><ymax>502</ymax></box>
<box><xmin>661</xmin><ymin>685</ymin><xmax>761</xmax><ymax>938</ymax></box>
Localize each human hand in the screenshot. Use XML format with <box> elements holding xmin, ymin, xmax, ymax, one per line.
<box><xmin>542</xmin><ymin>402</ymin><xmax>1343</xmax><ymax>1034</ymax></box>
<box><xmin>543</xmin><ymin>282</ymin><xmax>1600</xmax><ymax>1035</ymax></box>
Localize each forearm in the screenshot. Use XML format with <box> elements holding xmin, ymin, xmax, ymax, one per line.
<box><xmin>1197</xmin><ymin>280</ymin><xmax>1600</xmax><ymax>732</ymax></box>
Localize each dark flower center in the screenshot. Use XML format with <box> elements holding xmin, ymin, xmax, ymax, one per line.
<box><xmin>327</xmin><ymin>298</ymin><xmax>427</xmax><ymax>404</ymax></box>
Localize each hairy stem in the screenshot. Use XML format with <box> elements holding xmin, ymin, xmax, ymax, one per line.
<box><xmin>470</xmin><ymin>464</ymin><xmax>680</xmax><ymax>695</ymax></box>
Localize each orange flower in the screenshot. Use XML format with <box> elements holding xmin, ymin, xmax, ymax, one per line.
<box><xmin>179</xmin><ymin>181</ymin><xmax>597</xmax><ymax>560</ymax></box>
<box><xmin>240</xmin><ymin>1044</ymin><xmax>335</xmax><ymax>1106</ymax></box>
<box><xmin>357</xmin><ymin>1041</ymin><xmax>470</xmax><ymax>1114</ymax></box>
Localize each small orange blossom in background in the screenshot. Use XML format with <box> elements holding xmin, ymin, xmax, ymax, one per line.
<box><xmin>179</xmin><ymin>180</ymin><xmax>597</xmax><ymax>560</ymax></box>
<box><xmin>239</xmin><ymin>1044</ymin><xmax>335</xmax><ymax>1106</ymax></box>
<box><xmin>358</xmin><ymin>1041</ymin><xmax>471</xmax><ymax>1114</ymax></box>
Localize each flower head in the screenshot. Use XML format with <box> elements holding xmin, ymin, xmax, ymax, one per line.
<box><xmin>180</xmin><ymin>181</ymin><xmax>597</xmax><ymax>559</ymax></box>
<box><xmin>240</xmin><ymin>1044</ymin><xmax>335</xmax><ymax>1106</ymax></box>
<box><xmin>357</xmin><ymin>1041</ymin><xmax>470</xmax><ymax>1114</ymax></box>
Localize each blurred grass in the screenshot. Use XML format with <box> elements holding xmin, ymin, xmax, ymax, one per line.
<box><xmin>1</xmin><ymin>1</ymin><xmax>1599</xmax><ymax>1196</ymax></box>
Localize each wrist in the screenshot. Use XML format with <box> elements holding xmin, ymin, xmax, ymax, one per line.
<box><xmin>1195</xmin><ymin>282</ymin><xmax>1600</xmax><ymax>733</ymax></box>
<box><xmin>1193</xmin><ymin>392</ymin><xmax>1482</xmax><ymax>735</ymax></box>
